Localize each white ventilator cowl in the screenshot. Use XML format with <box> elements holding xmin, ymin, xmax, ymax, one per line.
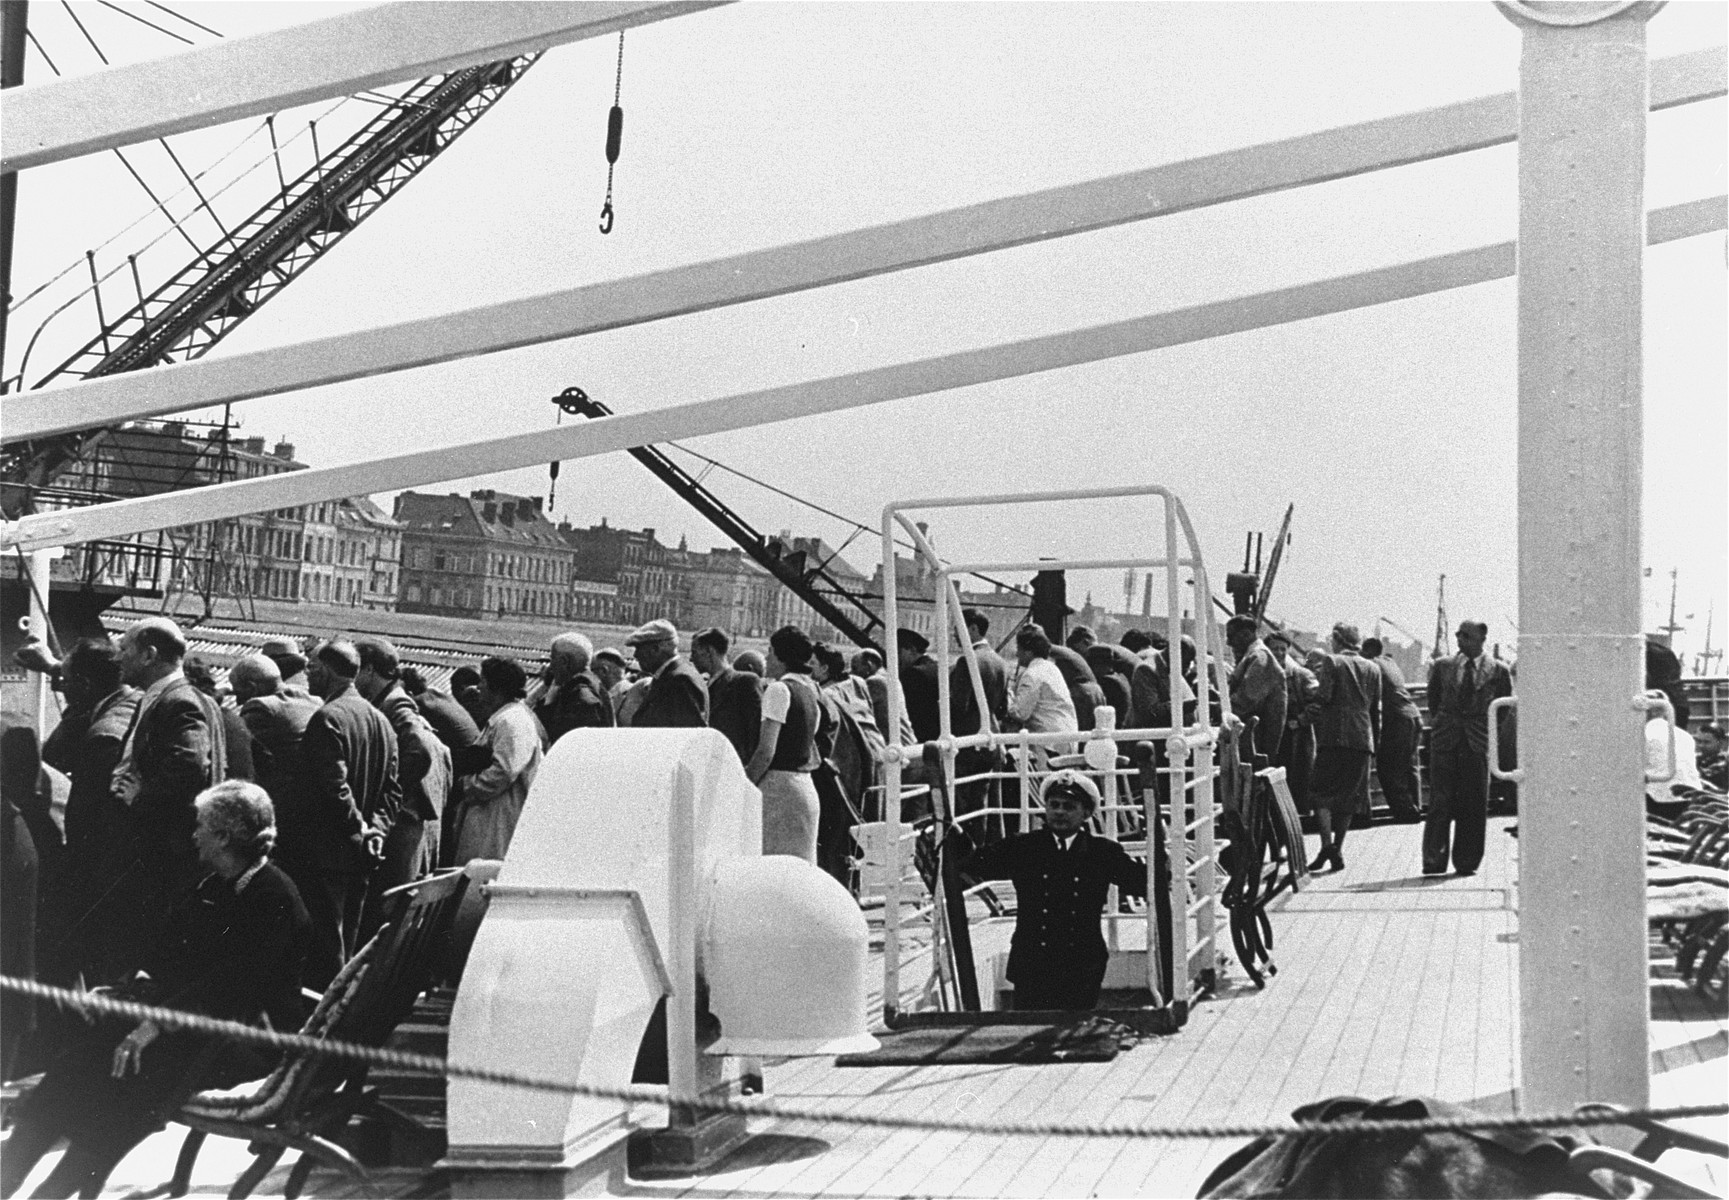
<box><xmin>703</xmin><ymin>856</ymin><xmax>880</xmax><ymax>1056</ymax></box>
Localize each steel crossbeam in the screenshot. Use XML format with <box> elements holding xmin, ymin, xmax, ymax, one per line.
<box><xmin>3</xmin><ymin>193</ymin><xmax>1719</xmax><ymax>553</ymax></box>
<box><xmin>0</xmin><ymin>2</ymin><xmax>727</xmax><ymax>173</ymax></box>
<box><xmin>2</xmin><ymin>48</ymin><xmax>1720</xmax><ymax>446</ymax></box>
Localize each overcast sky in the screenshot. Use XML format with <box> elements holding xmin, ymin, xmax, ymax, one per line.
<box><xmin>8</xmin><ymin>2</ymin><xmax>1726</xmax><ymax>660</ymax></box>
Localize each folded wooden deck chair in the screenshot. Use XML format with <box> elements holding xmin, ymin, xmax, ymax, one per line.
<box><xmin>168</xmin><ymin>868</ymin><xmax>468</xmax><ymax>1200</ymax></box>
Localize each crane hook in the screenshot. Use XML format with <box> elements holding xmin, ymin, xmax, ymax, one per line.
<box><xmin>599</xmin><ymin>200</ymin><xmax>614</xmax><ymax>235</ymax></box>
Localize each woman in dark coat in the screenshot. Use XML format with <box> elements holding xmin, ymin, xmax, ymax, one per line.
<box><xmin>1</xmin><ymin>781</ymin><xmax>310</xmax><ymax>1200</ymax></box>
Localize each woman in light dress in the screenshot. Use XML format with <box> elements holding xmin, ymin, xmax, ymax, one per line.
<box><xmin>744</xmin><ymin>626</ymin><xmax>824</xmax><ymax>862</ymax></box>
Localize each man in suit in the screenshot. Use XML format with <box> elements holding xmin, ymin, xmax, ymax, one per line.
<box><xmin>1267</xmin><ymin>631</ymin><xmax>1318</xmax><ymax>812</ymax></box>
<box><xmin>951</xmin><ymin>608</ymin><xmax>1009</xmax><ymax>835</ymax></box>
<box><xmin>355</xmin><ymin>638</ymin><xmax>450</xmax><ymax>915</ymax></box>
<box><xmin>896</xmin><ymin>627</ymin><xmax>942</xmax><ymax>744</ymax></box>
<box><xmin>627</xmin><ymin>620</ymin><xmax>708</xmax><ymax>728</ymax></box>
<box><xmin>231</xmin><ymin>655</ymin><xmax>322</xmax><ymax>868</ymax></box>
<box><xmin>692</xmin><ymin>627</ymin><xmax>762</xmax><ymax>765</ymax></box>
<box><xmin>1425</xmin><ymin>620</ymin><xmax>1513</xmax><ymax>876</ymax></box>
<box><xmin>1362</xmin><ymin>637</ymin><xmax>1423</xmax><ymax>823</ymax></box>
<box><xmin>32</xmin><ymin>639</ymin><xmax>140</xmax><ymax>985</ymax></box>
<box><xmin>1226</xmin><ymin>616</ymin><xmax>1288</xmax><ymax>761</ymax></box>
<box><xmin>299</xmin><ymin>640</ymin><xmax>401</xmax><ymax>987</ymax></box>
<box><xmin>1305</xmin><ymin>622</ymin><xmax>1382</xmax><ymax>872</ymax></box>
<box><xmin>531</xmin><ymin>632</ymin><xmax>614</xmax><ymax>743</ymax></box>
<box><xmin>109</xmin><ymin>617</ymin><xmax>227</xmax><ymax>953</ymax></box>
<box><xmin>949</xmin><ymin>770</ymin><xmax>1147</xmax><ymax>1010</ymax></box>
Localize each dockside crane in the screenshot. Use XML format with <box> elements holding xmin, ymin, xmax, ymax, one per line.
<box><xmin>554</xmin><ymin>388</ymin><xmax>888</xmax><ymax>655</ymax></box>
<box><xmin>2</xmin><ymin>53</ymin><xmax>540</xmax><ymax>515</ymax></box>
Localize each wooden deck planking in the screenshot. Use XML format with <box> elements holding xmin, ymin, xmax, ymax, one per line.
<box><xmin>871</xmin><ymin>1063</ymin><xmax>1069</xmax><ymax>1197</ymax></box>
<box><xmin>1267</xmin><ymin>911</ymin><xmax>1409</xmax><ymax>1117</ymax></box>
<box><xmin>30</xmin><ymin>816</ymin><xmax>1727</xmax><ymax>1197</ymax></box>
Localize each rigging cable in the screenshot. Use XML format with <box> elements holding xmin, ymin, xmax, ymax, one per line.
<box><xmin>144</xmin><ymin>0</ymin><xmax>220</xmax><ymax>39</ymax></box>
<box><xmin>655</xmin><ymin>440</ymin><xmax>1031</xmax><ymax>598</ymax></box>
<box><xmin>95</xmin><ymin>0</ymin><xmax>192</xmax><ymax>45</ymax></box>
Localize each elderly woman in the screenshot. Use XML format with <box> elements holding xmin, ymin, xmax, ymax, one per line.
<box><xmin>744</xmin><ymin>626</ymin><xmax>826</xmax><ymax>862</ymax></box>
<box><xmin>1</xmin><ymin>782</ymin><xmax>309</xmax><ymax>1200</ymax></box>
<box><xmin>452</xmin><ymin>656</ymin><xmax>544</xmax><ymax>865</ymax></box>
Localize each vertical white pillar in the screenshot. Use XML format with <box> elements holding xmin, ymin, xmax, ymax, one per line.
<box><xmin>1499</xmin><ymin>0</ymin><xmax>1661</xmax><ymax>1115</ymax></box>
<box><xmin>28</xmin><ymin>549</ymin><xmax>52</xmax><ymax>731</ymax></box>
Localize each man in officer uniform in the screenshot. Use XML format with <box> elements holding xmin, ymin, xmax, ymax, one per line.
<box><xmin>948</xmin><ymin>770</ymin><xmax>1147</xmax><ymax>1011</ymax></box>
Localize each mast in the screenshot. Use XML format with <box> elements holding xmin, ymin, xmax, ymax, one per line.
<box><xmin>1696</xmin><ymin>601</ymin><xmax>1719</xmax><ymax>677</ymax></box>
<box><xmin>1658</xmin><ymin>566</ymin><xmax>1684</xmax><ymax>650</ymax></box>
<box><xmin>1431</xmin><ymin>573</ymin><xmax>1448</xmax><ymax>659</ymax></box>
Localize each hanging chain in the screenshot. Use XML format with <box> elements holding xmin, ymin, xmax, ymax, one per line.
<box><xmin>599</xmin><ymin>32</ymin><xmax>625</xmax><ymax>234</ymax></box>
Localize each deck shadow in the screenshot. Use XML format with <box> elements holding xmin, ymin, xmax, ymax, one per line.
<box><xmin>1339</xmin><ymin>875</ymin><xmax>1458</xmax><ymax>892</ymax></box>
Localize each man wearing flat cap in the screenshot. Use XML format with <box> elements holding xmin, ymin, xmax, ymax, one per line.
<box><xmin>895</xmin><ymin>628</ymin><xmax>942</xmax><ymax>744</ymax></box>
<box><xmin>625</xmin><ymin>619</ymin><xmax>707</xmax><ymax>728</ymax></box>
<box><xmin>948</xmin><ymin>770</ymin><xmax>1149</xmax><ymax>1011</ymax></box>
<box><xmin>259</xmin><ymin>637</ymin><xmax>314</xmax><ymax>700</ymax></box>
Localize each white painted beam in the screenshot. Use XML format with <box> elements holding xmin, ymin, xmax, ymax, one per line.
<box><xmin>3</xmin><ymin>194</ymin><xmax>1720</xmax><ymax>553</ymax></box>
<box><xmin>4</xmin><ymin>49</ymin><xmax>1719</xmax><ymax>442</ymax></box>
<box><xmin>0</xmin><ymin>1</ymin><xmax>728</xmax><ymax>172</ymax></box>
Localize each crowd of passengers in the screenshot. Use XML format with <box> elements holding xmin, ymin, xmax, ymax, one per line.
<box><xmin>1</xmin><ymin>611</ymin><xmax>1722</xmax><ymax>1196</ymax></box>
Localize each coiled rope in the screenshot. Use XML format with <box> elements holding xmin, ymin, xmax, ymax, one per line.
<box><xmin>3</xmin><ymin>976</ymin><xmax>1723</xmax><ymax>1142</ymax></box>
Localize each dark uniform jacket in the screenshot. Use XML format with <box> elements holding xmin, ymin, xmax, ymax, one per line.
<box><xmin>706</xmin><ymin>665</ymin><xmax>763</xmax><ymax>764</ymax></box>
<box><xmin>533</xmin><ymin>671</ymin><xmax>614</xmax><ymax>744</ymax></box>
<box><xmin>634</xmin><ymin>656</ymin><xmax>709</xmax><ymax>728</ymax></box>
<box><xmin>301</xmin><ymin>684</ymin><xmax>401</xmax><ymax>872</ymax></box>
<box><xmin>957</xmin><ymin>829</ymin><xmax>1147</xmax><ymax>986</ymax></box>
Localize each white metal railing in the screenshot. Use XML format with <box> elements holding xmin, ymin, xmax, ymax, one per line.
<box><xmin>877</xmin><ymin>485</ymin><xmax>1229</xmax><ymax>1022</ymax></box>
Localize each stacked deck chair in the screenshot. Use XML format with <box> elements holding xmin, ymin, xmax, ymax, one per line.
<box><xmin>1646</xmin><ymin>784</ymin><xmax>1729</xmax><ymax>1001</ymax></box>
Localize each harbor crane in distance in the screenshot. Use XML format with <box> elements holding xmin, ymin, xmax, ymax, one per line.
<box><xmin>2</xmin><ymin>53</ymin><xmax>540</xmax><ymax>517</ymax></box>
<box><xmin>553</xmin><ymin>388</ymin><xmax>889</xmax><ymax>656</ymax></box>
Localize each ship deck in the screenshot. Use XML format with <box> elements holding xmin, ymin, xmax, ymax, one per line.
<box><xmin>27</xmin><ymin>815</ymin><xmax>1729</xmax><ymax>1198</ymax></box>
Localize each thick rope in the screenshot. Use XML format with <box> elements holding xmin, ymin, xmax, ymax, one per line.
<box><xmin>3</xmin><ymin>976</ymin><xmax>1723</xmax><ymax>1142</ymax></box>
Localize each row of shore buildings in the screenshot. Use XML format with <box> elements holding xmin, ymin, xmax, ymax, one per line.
<box><xmin>43</xmin><ymin>420</ymin><xmax>1033</xmax><ymax>643</ymax></box>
